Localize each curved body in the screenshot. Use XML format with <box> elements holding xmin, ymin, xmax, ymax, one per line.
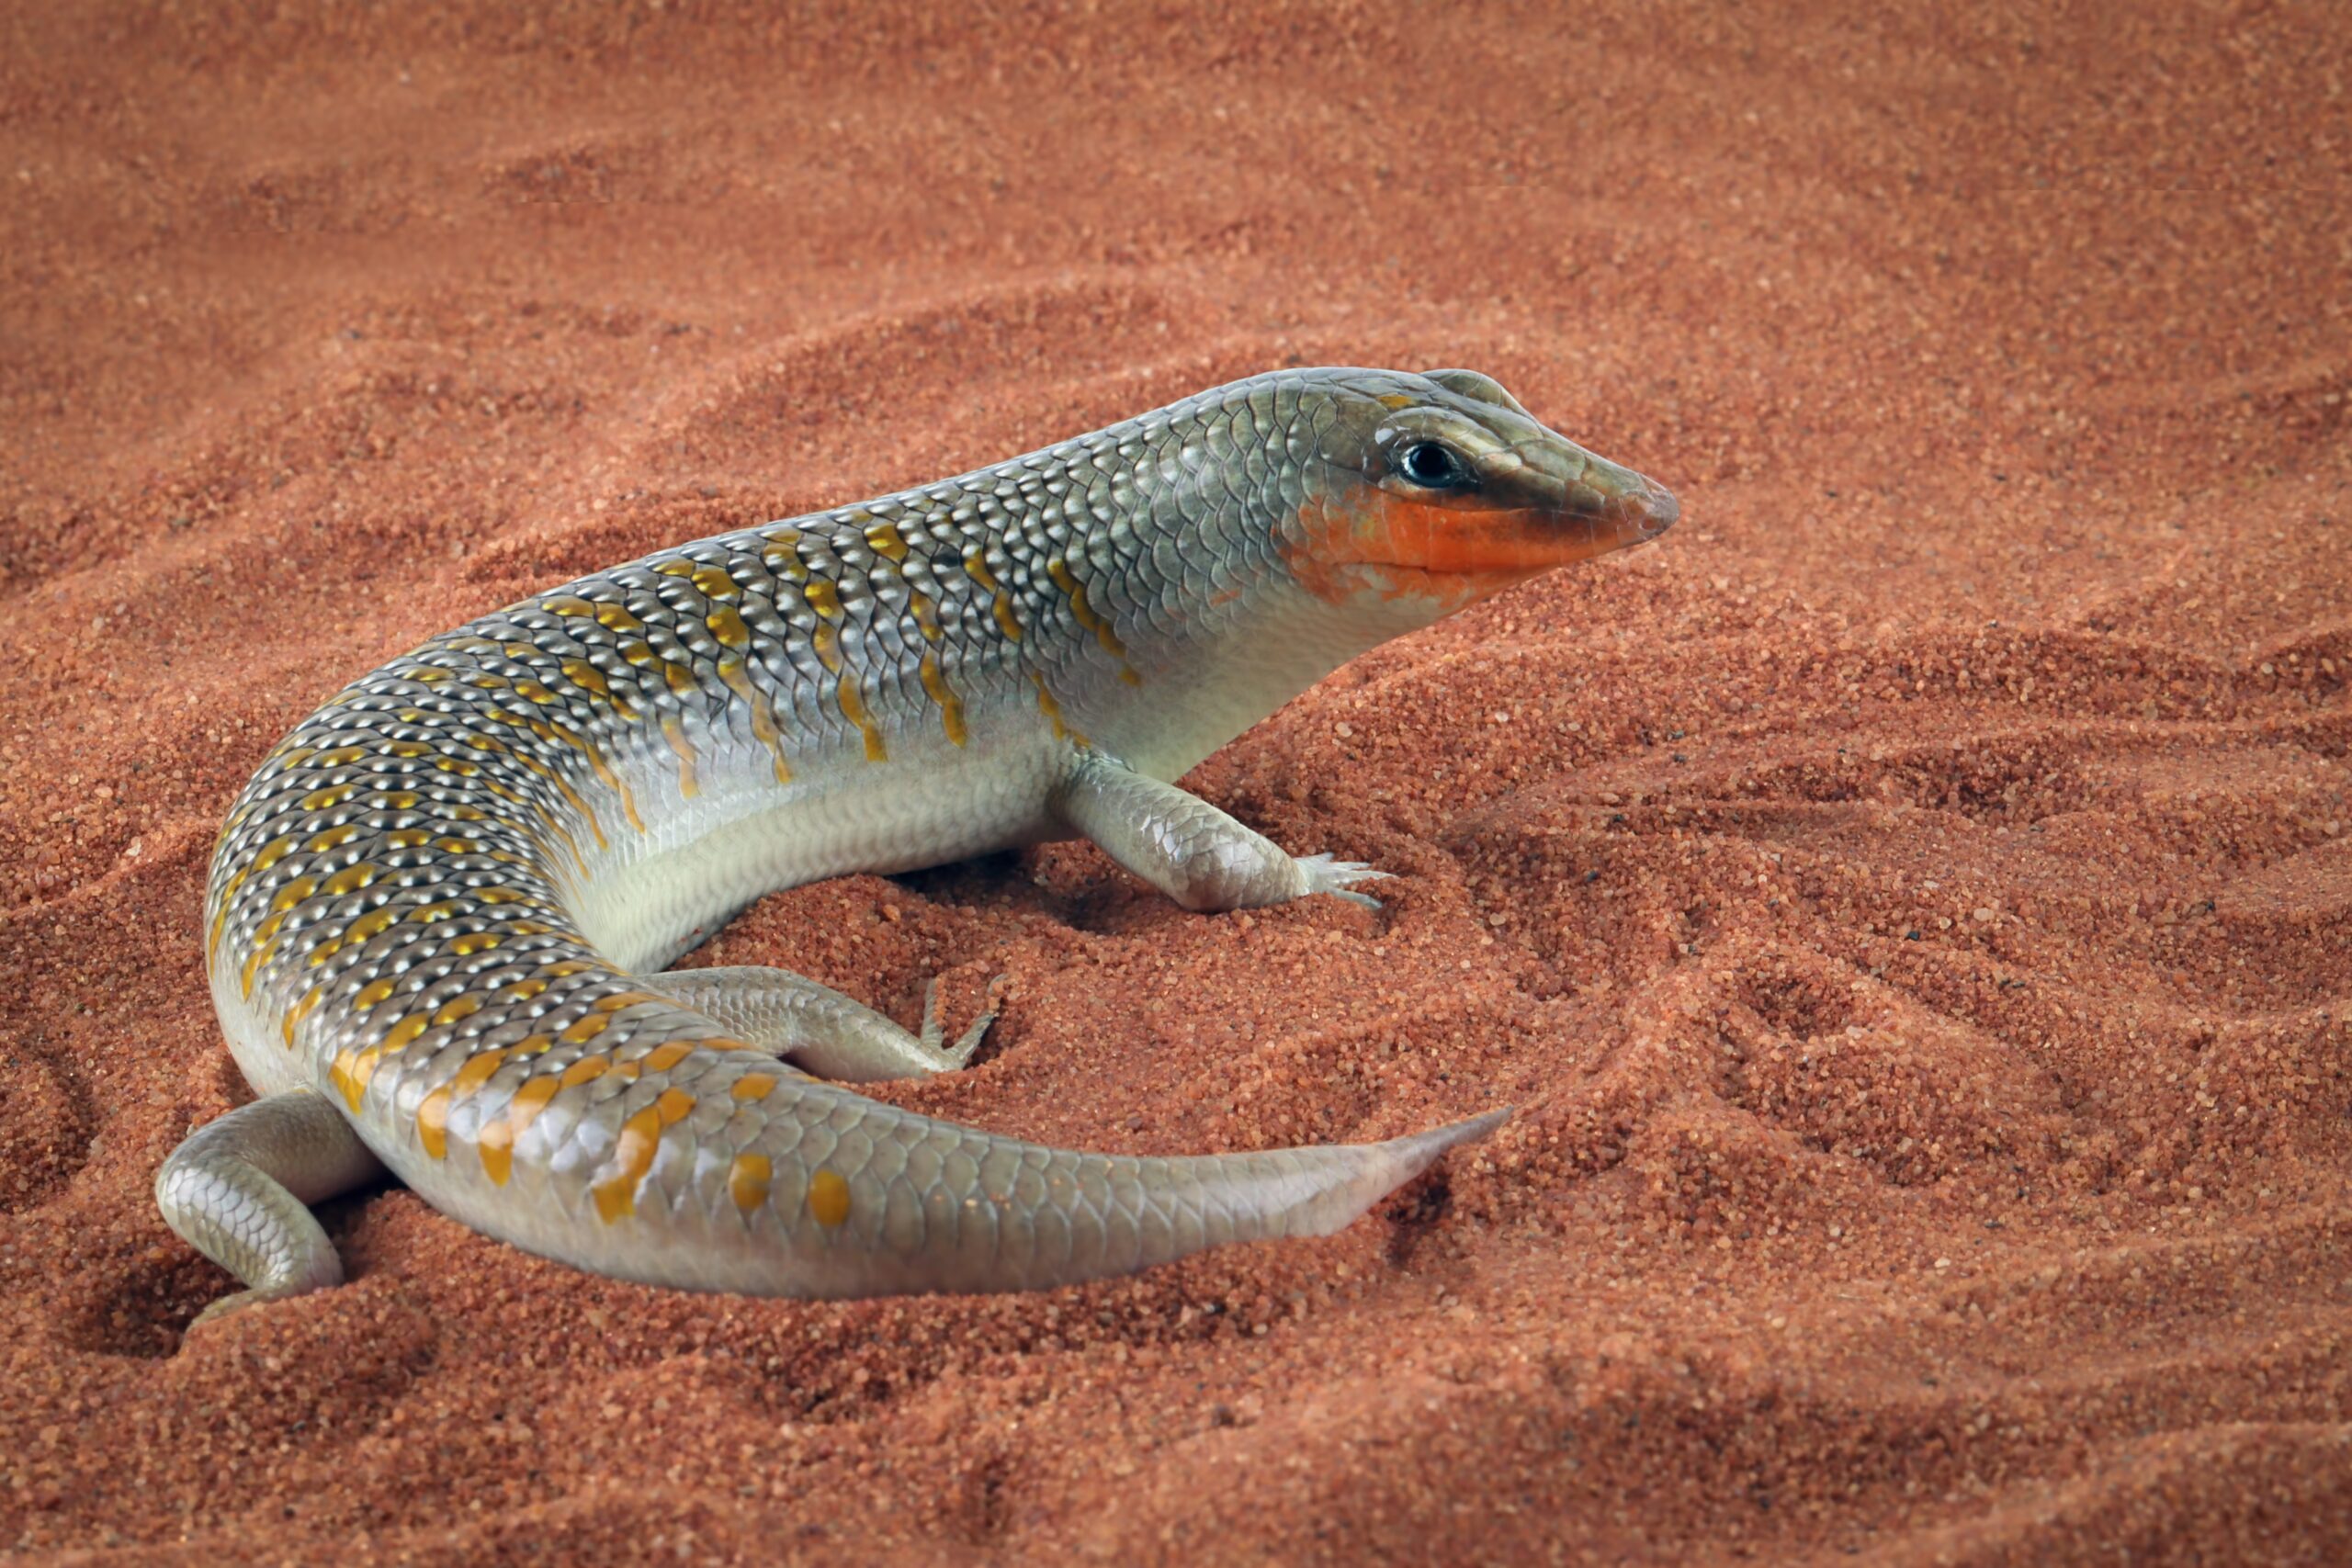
<box><xmin>164</xmin><ymin>367</ymin><xmax>1676</xmax><ymax>1315</ymax></box>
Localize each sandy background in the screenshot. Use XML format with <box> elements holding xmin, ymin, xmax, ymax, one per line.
<box><xmin>4</xmin><ymin>1</ymin><xmax>2349</xmax><ymax>1562</ymax></box>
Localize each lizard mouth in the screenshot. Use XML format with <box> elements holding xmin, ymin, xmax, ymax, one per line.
<box><xmin>1287</xmin><ymin>479</ymin><xmax>1679</xmax><ymax>608</ymax></box>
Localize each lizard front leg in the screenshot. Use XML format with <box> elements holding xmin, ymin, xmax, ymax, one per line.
<box><xmin>155</xmin><ymin>1089</ymin><xmax>383</xmax><ymax>1327</ymax></box>
<box><xmin>1051</xmin><ymin>750</ymin><xmax>1390</xmax><ymax>912</ymax></box>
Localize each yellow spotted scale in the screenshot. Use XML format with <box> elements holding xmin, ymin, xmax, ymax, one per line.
<box><xmin>161</xmin><ymin>367</ymin><xmax>1677</xmax><ymax>1321</ymax></box>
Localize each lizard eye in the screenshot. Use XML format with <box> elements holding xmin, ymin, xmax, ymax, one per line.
<box><xmin>1395</xmin><ymin>440</ymin><xmax>1470</xmax><ymax>490</ymax></box>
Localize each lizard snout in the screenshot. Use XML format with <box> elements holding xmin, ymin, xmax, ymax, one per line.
<box><xmin>1559</xmin><ymin>458</ymin><xmax>1679</xmax><ymax>549</ymax></box>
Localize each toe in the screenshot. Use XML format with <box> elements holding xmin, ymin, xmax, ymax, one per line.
<box><xmin>1295</xmin><ymin>852</ymin><xmax>1393</xmax><ymax>900</ymax></box>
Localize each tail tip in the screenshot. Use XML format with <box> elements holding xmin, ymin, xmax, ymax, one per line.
<box><xmin>1279</xmin><ymin>1107</ymin><xmax>1519</xmax><ymax>1242</ymax></box>
<box><xmin>1440</xmin><ymin>1105</ymin><xmax>1513</xmax><ymax>1149</ymax></box>
<box><xmin>1396</xmin><ymin>1105</ymin><xmax>1513</xmax><ymax>1168</ymax></box>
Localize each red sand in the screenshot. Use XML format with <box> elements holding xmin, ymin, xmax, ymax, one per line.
<box><xmin>4</xmin><ymin>3</ymin><xmax>2349</xmax><ymax>1562</ymax></box>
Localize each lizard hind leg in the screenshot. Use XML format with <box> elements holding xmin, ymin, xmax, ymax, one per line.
<box><xmin>154</xmin><ymin>1089</ymin><xmax>385</xmax><ymax>1329</ymax></box>
<box><xmin>644</xmin><ymin>964</ymin><xmax>1003</xmax><ymax>1083</ymax></box>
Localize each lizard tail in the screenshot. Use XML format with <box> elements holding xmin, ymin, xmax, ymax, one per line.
<box><xmin>740</xmin><ymin>1096</ymin><xmax>1510</xmax><ymax>1297</ymax></box>
<box><xmin>462</xmin><ymin>1079</ymin><xmax>1512</xmax><ymax>1299</ymax></box>
<box><xmin>982</xmin><ymin>1107</ymin><xmax>1514</xmax><ymax>1292</ymax></box>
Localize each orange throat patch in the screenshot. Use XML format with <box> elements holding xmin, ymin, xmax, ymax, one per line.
<box><xmin>1282</xmin><ymin>491</ymin><xmax>1620</xmax><ymax>612</ymax></box>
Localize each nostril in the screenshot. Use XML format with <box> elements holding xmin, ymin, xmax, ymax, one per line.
<box><xmin>1643</xmin><ymin>482</ymin><xmax>1681</xmax><ymax>533</ymax></box>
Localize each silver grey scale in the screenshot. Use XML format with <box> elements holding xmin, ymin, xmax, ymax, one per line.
<box><xmin>162</xmin><ymin>367</ymin><xmax>1678</xmax><ymax>1323</ymax></box>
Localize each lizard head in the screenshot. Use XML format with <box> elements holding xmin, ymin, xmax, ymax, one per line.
<box><xmin>1282</xmin><ymin>367</ymin><xmax>1678</xmax><ymax>616</ymax></box>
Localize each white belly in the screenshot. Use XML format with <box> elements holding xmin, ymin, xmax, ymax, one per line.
<box><xmin>566</xmin><ymin>726</ymin><xmax>1073</xmax><ymax>974</ymax></box>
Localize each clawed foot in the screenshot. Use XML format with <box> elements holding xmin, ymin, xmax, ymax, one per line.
<box><xmin>919</xmin><ymin>973</ymin><xmax>1009</xmax><ymax>1068</ymax></box>
<box><xmin>1294</xmin><ymin>852</ymin><xmax>1394</xmax><ymax>910</ymax></box>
